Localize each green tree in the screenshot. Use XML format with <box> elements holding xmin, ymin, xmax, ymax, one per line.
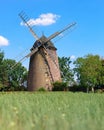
<box><xmin>58</xmin><ymin>56</ymin><xmax>74</xmax><ymax>84</ymax></box>
<box><xmin>97</xmin><ymin>59</ymin><xmax>104</xmax><ymax>88</ymax></box>
<box><xmin>74</xmin><ymin>54</ymin><xmax>102</xmax><ymax>92</ymax></box>
<box><xmin>0</xmin><ymin>50</ymin><xmax>6</xmax><ymax>89</ymax></box>
<box><xmin>0</xmin><ymin>50</ymin><xmax>28</xmax><ymax>91</ymax></box>
<box><xmin>4</xmin><ymin>59</ymin><xmax>28</xmax><ymax>90</ymax></box>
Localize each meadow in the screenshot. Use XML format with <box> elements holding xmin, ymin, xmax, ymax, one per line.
<box><xmin>0</xmin><ymin>92</ymin><xmax>104</xmax><ymax>130</ymax></box>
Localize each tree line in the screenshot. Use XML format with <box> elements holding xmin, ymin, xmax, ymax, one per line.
<box><xmin>59</xmin><ymin>54</ymin><xmax>104</xmax><ymax>92</ymax></box>
<box><xmin>0</xmin><ymin>50</ymin><xmax>104</xmax><ymax>92</ymax></box>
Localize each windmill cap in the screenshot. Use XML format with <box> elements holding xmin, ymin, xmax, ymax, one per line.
<box><xmin>40</xmin><ymin>35</ymin><xmax>57</xmax><ymax>50</ymax></box>
<box><xmin>31</xmin><ymin>35</ymin><xmax>57</xmax><ymax>51</ymax></box>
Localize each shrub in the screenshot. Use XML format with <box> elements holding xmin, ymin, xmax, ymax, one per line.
<box><xmin>38</xmin><ymin>87</ymin><xmax>46</xmax><ymax>92</ymax></box>
<box><xmin>52</xmin><ymin>81</ymin><xmax>67</xmax><ymax>91</ymax></box>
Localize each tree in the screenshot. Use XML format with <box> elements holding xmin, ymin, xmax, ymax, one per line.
<box><xmin>0</xmin><ymin>50</ymin><xmax>28</xmax><ymax>91</ymax></box>
<box><xmin>74</xmin><ymin>54</ymin><xmax>102</xmax><ymax>92</ymax></box>
<box><xmin>58</xmin><ymin>56</ymin><xmax>74</xmax><ymax>84</ymax></box>
<box><xmin>0</xmin><ymin>50</ymin><xmax>6</xmax><ymax>89</ymax></box>
<box><xmin>97</xmin><ymin>59</ymin><xmax>104</xmax><ymax>89</ymax></box>
<box><xmin>4</xmin><ymin>59</ymin><xmax>28</xmax><ymax>90</ymax></box>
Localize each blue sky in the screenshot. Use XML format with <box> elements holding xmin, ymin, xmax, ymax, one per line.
<box><xmin>0</xmin><ymin>0</ymin><xmax>104</xmax><ymax>68</ymax></box>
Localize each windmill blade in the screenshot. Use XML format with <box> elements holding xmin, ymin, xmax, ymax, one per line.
<box><xmin>46</xmin><ymin>49</ymin><xmax>59</xmax><ymax>69</ymax></box>
<box><xmin>42</xmin><ymin>45</ymin><xmax>59</xmax><ymax>70</ymax></box>
<box><xmin>10</xmin><ymin>56</ymin><xmax>27</xmax><ymax>70</ymax></box>
<box><xmin>46</xmin><ymin>50</ymin><xmax>65</xmax><ymax>78</ymax></box>
<box><xmin>46</xmin><ymin>22</ymin><xmax>76</xmax><ymax>43</ymax></box>
<box><xmin>19</xmin><ymin>11</ymin><xmax>39</xmax><ymax>40</ymax></box>
<box><xmin>45</xmin><ymin>48</ymin><xmax>66</xmax><ymax>79</ymax></box>
<box><xmin>26</xmin><ymin>47</ymin><xmax>38</xmax><ymax>58</ymax></box>
<box><xmin>11</xmin><ymin>47</ymin><xmax>38</xmax><ymax>69</ymax></box>
<box><xmin>42</xmin><ymin>47</ymin><xmax>65</xmax><ymax>83</ymax></box>
<box><xmin>39</xmin><ymin>48</ymin><xmax>54</xmax><ymax>82</ymax></box>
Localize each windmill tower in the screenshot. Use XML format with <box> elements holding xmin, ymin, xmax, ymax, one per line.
<box><xmin>18</xmin><ymin>12</ymin><xmax>76</xmax><ymax>91</ymax></box>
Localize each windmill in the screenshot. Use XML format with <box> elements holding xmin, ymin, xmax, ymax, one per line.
<box><xmin>17</xmin><ymin>12</ymin><xmax>76</xmax><ymax>91</ymax></box>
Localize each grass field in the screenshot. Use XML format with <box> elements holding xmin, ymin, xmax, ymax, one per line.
<box><xmin>0</xmin><ymin>92</ymin><xmax>104</xmax><ymax>130</ymax></box>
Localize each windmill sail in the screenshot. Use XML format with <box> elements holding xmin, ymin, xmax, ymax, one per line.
<box><xmin>46</xmin><ymin>22</ymin><xmax>76</xmax><ymax>43</ymax></box>
<box><xmin>19</xmin><ymin>12</ymin><xmax>39</xmax><ymax>40</ymax></box>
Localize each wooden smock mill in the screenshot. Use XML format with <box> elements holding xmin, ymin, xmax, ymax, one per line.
<box><xmin>13</xmin><ymin>12</ymin><xmax>76</xmax><ymax>91</ymax></box>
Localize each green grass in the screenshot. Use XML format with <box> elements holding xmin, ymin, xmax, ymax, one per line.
<box><xmin>0</xmin><ymin>92</ymin><xmax>104</xmax><ymax>130</ymax></box>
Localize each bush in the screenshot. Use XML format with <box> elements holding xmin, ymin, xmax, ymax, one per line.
<box><xmin>52</xmin><ymin>81</ymin><xmax>67</xmax><ymax>91</ymax></box>
<box><xmin>69</xmin><ymin>84</ymin><xmax>87</xmax><ymax>92</ymax></box>
<box><xmin>95</xmin><ymin>89</ymin><xmax>104</xmax><ymax>93</ymax></box>
<box><xmin>0</xmin><ymin>82</ymin><xmax>3</xmax><ymax>90</ymax></box>
<box><xmin>38</xmin><ymin>87</ymin><xmax>46</xmax><ymax>92</ymax></box>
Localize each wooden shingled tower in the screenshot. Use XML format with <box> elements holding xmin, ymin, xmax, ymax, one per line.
<box><xmin>17</xmin><ymin>12</ymin><xmax>76</xmax><ymax>91</ymax></box>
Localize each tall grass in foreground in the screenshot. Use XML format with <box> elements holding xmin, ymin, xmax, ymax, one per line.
<box><xmin>0</xmin><ymin>92</ymin><xmax>104</xmax><ymax>130</ymax></box>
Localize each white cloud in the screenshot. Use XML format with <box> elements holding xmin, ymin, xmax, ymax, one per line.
<box><xmin>0</xmin><ymin>36</ymin><xmax>9</xmax><ymax>46</ymax></box>
<box><xmin>21</xmin><ymin>13</ymin><xmax>60</xmax><ymax>26</ymax></box>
